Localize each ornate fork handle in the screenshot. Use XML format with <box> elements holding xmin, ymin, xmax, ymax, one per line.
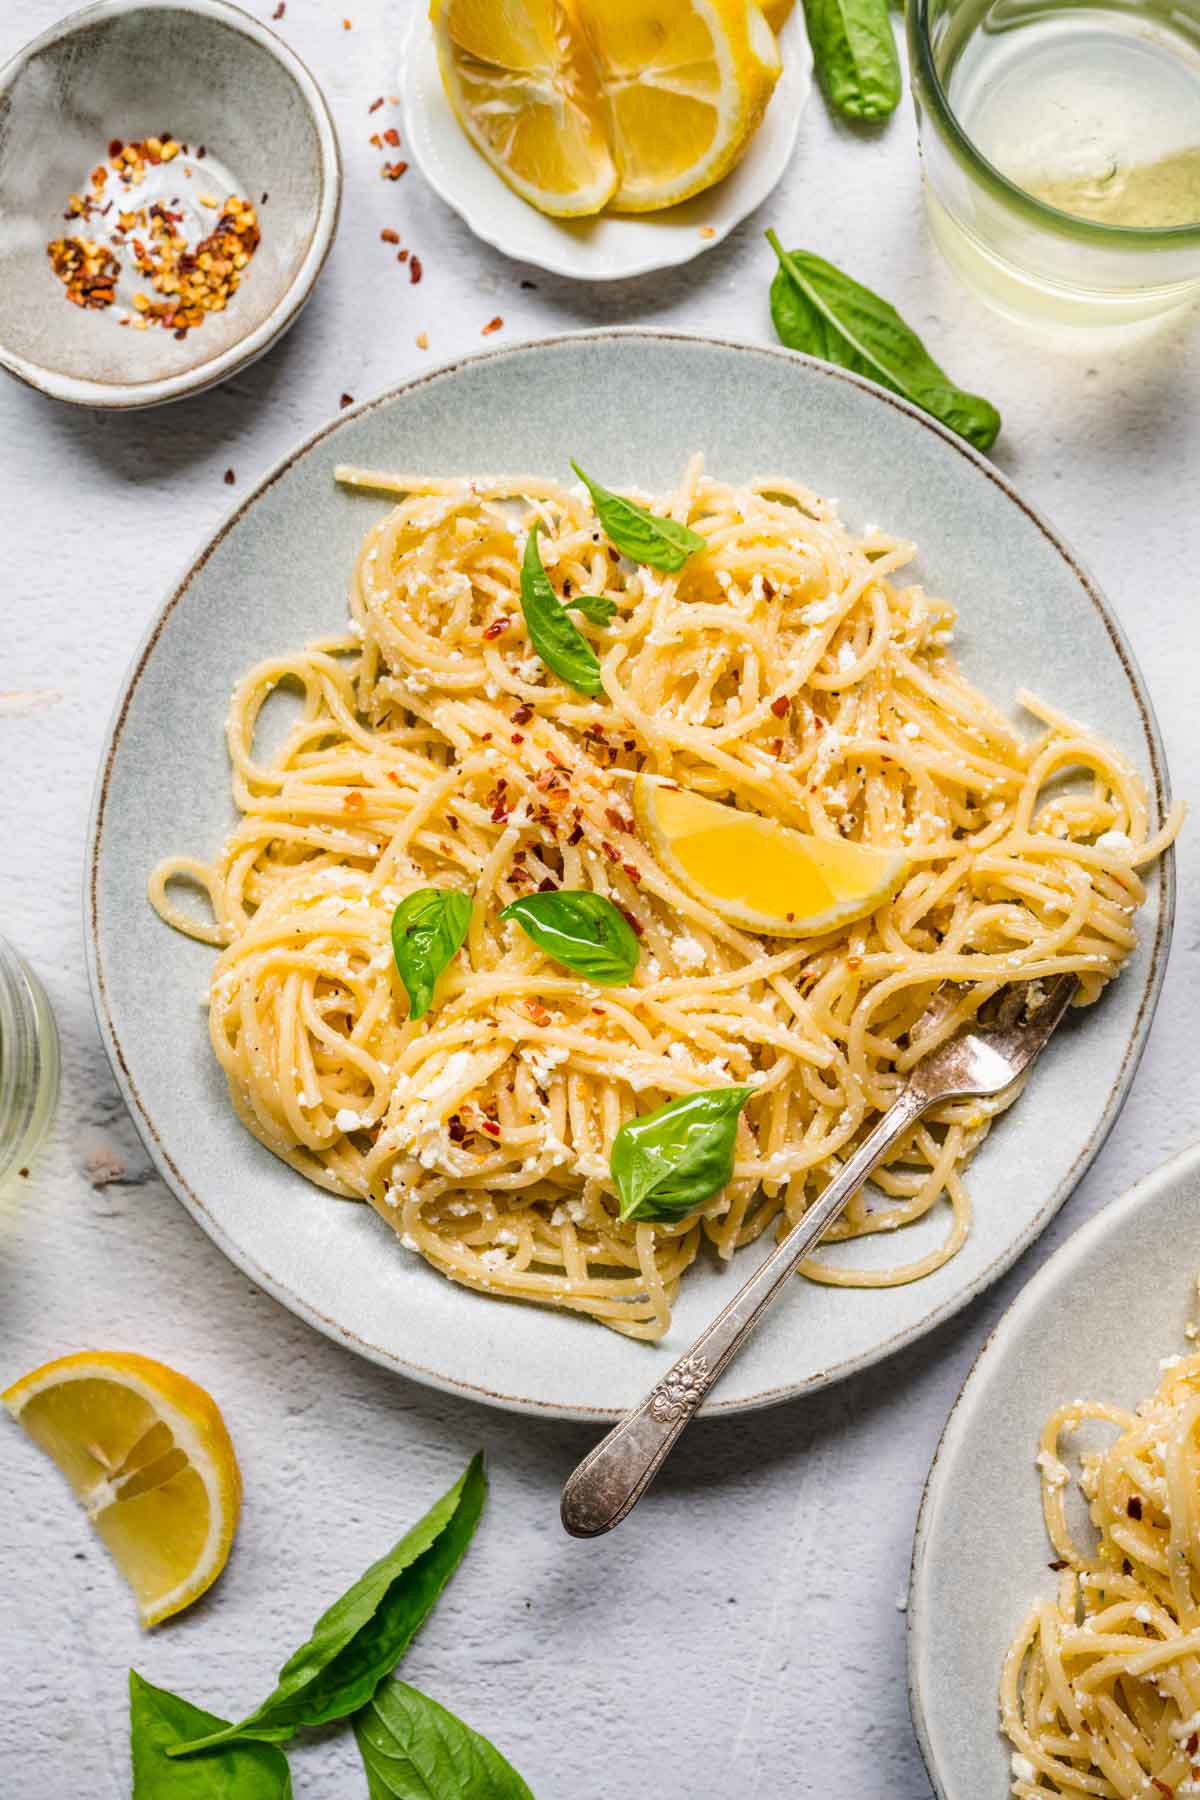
<box><xmin>560</xmin><ymin>1087</ymin><xmax>927</xmax><ymax>1537</ymax></box>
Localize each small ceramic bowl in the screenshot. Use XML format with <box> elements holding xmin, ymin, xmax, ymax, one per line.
<box><xmin>0</xmin><ymin>0</ymin><xmax>341</xmax><ymax>408</ymax></box>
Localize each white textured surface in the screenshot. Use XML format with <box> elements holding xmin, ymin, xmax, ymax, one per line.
<box><xmin>1</xmin><ymin>4</ymin><xmax>1197</xmax><ymax>1795</ymax></box>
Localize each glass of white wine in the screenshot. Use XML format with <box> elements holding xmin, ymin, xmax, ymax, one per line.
<box><xmin>909</xmin><ymin>0</ymin><xmax>1200</xmax><ymax>324</ymax></box>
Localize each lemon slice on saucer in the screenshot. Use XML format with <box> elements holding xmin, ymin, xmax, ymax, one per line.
<box><xmin>430</xmin><ymin>0</ymin><xmax>619</xmax><ymax>217</ymax></box>
<box><xmin>634</xmin><ymin>776</ymin><xmax>908</xmax><ymax>936</ymax></box>
<box><xmin>3</xmin><ymin>1350</ymin><xmax>241</xmax><ymax>1627</ymax></box>
<box><xmin>574</xmin><ymin>0</ymin><xmax>782</xmax><ymax>212</ymax></box>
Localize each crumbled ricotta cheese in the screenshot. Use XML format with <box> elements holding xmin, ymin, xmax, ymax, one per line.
<box><xmin>673</xmin><ymin>935</ymin><xmax>706</xmax><ymax>970</ymax></box>
<box><xmin>334</xmin><ymin>1108</ymin><xmax>365</xmax><ymax>1132</ymax></box>
<box><xmin>1035</xmin><ymin>1449</ymin><xmax>1070</xmax><ymax>1490</ymax></box>
<box><xmin>1095</xmin><ymin>830</ymin><xmax>1134</xmax><ymax>855</ymax></box>
<box><xmin>1010</xmin><ymin>1753</ymin><xmax>1036</xmax><ymax>1782</ymax></box>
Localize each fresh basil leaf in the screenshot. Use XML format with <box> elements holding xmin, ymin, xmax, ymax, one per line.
<box><xmin>766</xmin><ymin>234</ymin><xmax>1002</xmax><ymax>452</ymax></box>
<box><xmin>354</xmin><ymin>1680</ymin><xmax>534</xmax><ymax>1800</ymax></box>
<box><xmin>519</xmin><ymin>523</ymin><xmax>604</xmax><ymax>697</ymax></box>
<box><xmin>611</xmin><ymin>1088</ymin><xmax>753</xmax><ymax>1224</ymax></box>
<box><xmin>802</xmin><ymin>0</ymin><xmax>901</xmax><ymax>120</ymax></box>
<box><xmin>130</xmin><ymin>1672</ymin><xmax>293</xmax><ymax>1798</ymax></box>
<box><xmin>566</xmin><ymin>592</ymin><xmax>617</xmax><ymax>626</ymax></box>
<box><xmin>170</xmin><ymin>1455</ymin><xmax>486</xmax><ymax>1755</ymax></box>
<box><xmin>391</xmin><ymin>889</ymin><xmax>472</xmax><ymax>1021</ymax></box>
<box><xmin>570</xmin><ymin>461</ymin><xmax>706</xmax><ymax>573</ymax></box>
<box><xmin>500</xmin><ymin>890</ymin><xmax>640</xmax><ymax>987</ymax></box>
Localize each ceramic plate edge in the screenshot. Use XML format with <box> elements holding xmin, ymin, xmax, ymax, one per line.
<box><xmin>84</xmin><ymin>327</ymin><xmax>1177</xmax><ymax>1419</ymax></box>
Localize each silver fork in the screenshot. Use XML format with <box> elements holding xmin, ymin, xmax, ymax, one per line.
<box><xmin>560</xmin><ymin>974</ymin><xmax>1078</xmax><ymax>1538</ymax></box>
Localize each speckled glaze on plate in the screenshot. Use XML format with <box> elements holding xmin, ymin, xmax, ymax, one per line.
<box><xmin>0</xmin><ymin>0</ymin><xmax>340</xmax><ymax>408</ymax></box>
<box><xmin>399</xmin><ymin>5</ymin><xmax>812</xmax><ymax>282</ymax></box>
<box><xmin>908</xmin><ymin>1139</ymin><xmax>1200</xmax><ymax>1799</ymax></box>
<box><xmin>86</xmin><ymin>331</ymin><xmax>1174</xmax><ymax>1418</ymax></box>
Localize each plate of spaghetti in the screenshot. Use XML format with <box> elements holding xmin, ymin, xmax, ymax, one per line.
<box><xmin>87</xmin><ymin>331</ymin><xmax>1177</xmax><ymax>1417</ymax></box>
<box><xmin>910</xmin><ymin>1141</ymin><xmax>1200</xmax><ymax>1799</ymax></box>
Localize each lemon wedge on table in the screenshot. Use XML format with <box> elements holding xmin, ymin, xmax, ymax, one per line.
<box><xmin>634</xmin><ymin>776</ymin><xmax>908</xmax><ymax>936</ymax></box>
<box><xmin>3</xmin><ymin>1350</ymin><xmax>241</xmax><ymax>1627</ymax></box>
<box><xmin>430</xmin><ymin>0</ymin><xmax>619</xmax><ymax>217</ymax></box>
<box><xmin>575</xmin><ymin>0</ymin><xmax>783</xmax><ymax>212</ymax></box>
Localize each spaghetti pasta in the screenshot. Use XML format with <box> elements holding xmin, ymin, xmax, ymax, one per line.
<box><xmin>148</xmin><ymin>459</ymin><xmax>1178</xmax><ymax>1340</ymax></box>
<box><xmin>1001</xmin><ymin>1348</ymin><xmax>1200</xmax><ymax>1797</ymax></box>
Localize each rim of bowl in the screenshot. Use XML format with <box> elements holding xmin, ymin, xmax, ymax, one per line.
<box><xmin>85</xmin><ymin>327</ymin><xmax>1176</xmax><ymax>1418</ymax></box>
<box><xmin>0</xmin><ymin>0</ymin><xmax>342</xmax><ymax>409</ymax></box>
<box><xmin>907</xmin><ymin>0</ymin><xmax>1200</xmax><ymax>250</ymax></box>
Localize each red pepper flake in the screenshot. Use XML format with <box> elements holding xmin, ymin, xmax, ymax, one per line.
<box><xmin>846</xmin><ymin>956</ymin><xmax>862</xmax><ymax>971</ymax></box>
<box><xmin>1188</xmin><ymin>1734</ymin><xmax>1199</xmax><ymax>1756</ymax></box>
<box><xmin>605</xmin><ymin>808</ymin><xmax>633</xmax><ymax>833</ymax></box>
<box><xmin>382</xmin><ymin>160</ymin><xmax>408</xmax><ymax>181</ymax></box>
<box><xmin>510</xmin><ymin>733</ymin><xmax>524</xmax><ymax>745</ymax></box>
<box><xmin>1047</xmin><ymin>1559</ymin><xmax>1068</xmax><ymax>1571</ymax></box>
<box><xmin>409</xmin><ymin>254</ymin><xmax>422</xmax><ymax>282</ymax></box>
<box><xmin>223</xmin><ymin>467</ymin><xmax>235</xmax><ymax>484</ymax></box>
<box><xmin>786</xmin><ymin>910</ymin><xmax>796</xmax><ymax>922</ymax></box>
<box><xmin>380</xmin><ymin>227</ymin><xmax>399</xmax><ymax>244</ymax></box>
<box><xmin>397</xmin><ymin>249</ymin><xmax>409</xmax><ymax>263</ymax></box>
<box><xmin>343</xmin><ymin>17</ymin><xmax>352</xmax><ymax>28</ymax></box>
<box><xmin>368</xmin><ymin>96</ymin><xmax>384</xmax><ymax>113</ymax></box>
<box><xmin>490</xmin><ymin>802</ymin><xmax>510</xmax><ymax>823</ymax></box>
<box><xmin>108</xmin><ymin>137</ymin><xmax>124</xmax><ymax>159</ymax></box>
<box><xmin>762</xmin><ymin>578</ymin><xmax>776</xmax><ymax>600</ymax></box>
<box><xmin>369</xmin><ymin>133</ymin><xmax>382</xmax><ymax>148</ymax></box>
<box><xmin>272</xmin><ymin>1</ymin><xmax>285</xmax><ymax>16</ymax></box>
<box><xmin>770</xmin><ymin>738</ymin><xmax>784</xmax><ymax>756</ymax></box>
<box><xmin>537</xmin><ymin>878</ymin><xmax>556</xmax><ymax>893</ymax></box>
<box><xmin>1151</xmin><ymin>1781</ymin><xmax>1174</xmax><ymax>1798</ymax></box>
<box><xmin>770</xmin><ymin>694</ymin><xmax>790</xmax><ymax>719</ymax></box>
<box><xmin>1127</xmin><ymin>1496</ymin><xmax>1143</xmax><ymax>1520</ymax></box>
<box><xmin>622</xmin><ymin>864</ymin><xmax>641</xmax><ymax>885</ymax></box>
<box><xmin>524</xmin><ymin>999</ymin><xmax>551</xmax><ymax>1026</ymax></box>
<box><xmin>566</xmin><ymin>824</ymin><xmax>584</xmax><ymax>846</ymax></box>
<box><xmin>619</xmin><ymin>906</ymin><xmax>644</xmax><ymax>938</ymax></box>
<box><xmin>343</xmin><ymin>790</ymin><xmax>365</xmax><ymax>813</ymax></box>
<box><xmin>600</xmin><ymin>840</ymin><xmax>620</xmax><ymax>863</ymax></box>
<box><xmin>339</xmin><ymin>392</ymin><xmax>354</xmax><ymax>408</ymax></box>
<box><xmin>447</xmin><ymin>1115</ymin><xmax>467</xmax><ymax>1144</ymax></box>
<box><xmin>813</xmin><ymin>715</ymin><xmax>825</xmax><ymax>731</ymax></box>
<box><xmin>483</xmin><ymin>616</ymin><xmax>509</xmax><ymax>640</ymax></box>
<box><xmin>196</xmin><ymin>144</ymin><xmax>207</xmax><ymax>159</ymax></box>
<box><xmin>382</xmin><ymin>126</ymin><xmax>400</xmax><ymax>146</ymax></box>
<box><xmin>512</xmin><ymin>706</ymin><xmax>533</xmax><ymax>725</ymax></box>
<box><xmin>481</xmin><ymin>315</ymin><xmax>503</xmax><ymax>336</ymax></box>
<box><xmin>481</xmin><ymin>1119</ymin><xmax>501</xmax><ymax>1138</ymax></box>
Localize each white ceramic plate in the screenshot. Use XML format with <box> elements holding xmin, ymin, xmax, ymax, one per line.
<box><xmin>87</xmin><ymin>330</ymin><xmax>1174</xmax><ymax>1419</ymax></box>
<box><xmin>909</xmin><ymin>1140</ymin><xmax>1200</xmax><ymax>1798</ymax></box>
<box><xmin>399</xmin><ymin>8</ymin><xmax>812</xmax><ymax>281</ymax></box>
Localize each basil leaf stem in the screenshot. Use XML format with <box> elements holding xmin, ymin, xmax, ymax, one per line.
<box><xmin>501</xmin><ymin>890</ymin><xmax>640</xmax><ymax>987</ymax></box>
<box><xmin>519</xmin><ymin>523</ymin><xmax>604</xmax><ymax>697</ymax></box>
<box><xmin>611</xmin><ymin>1088</ymin><xmax>753</xmax><ymax>1224</ymax></box>
<box><xmin>391</xmin><ymin>889</ymin><xmax>472</xmax><ymax>1021</ymax></box>
<box><xmin>169</xmin><ymin>1455</ymin><xmax>487</xmax><ymax>1755</ymax></box>
<box><xmin>570</xmin><ymin>461</ymin><xmax>706</xmax><ymax>572</ymax></box>
<box><xmin>801</xmin><ymin>0</ymin><xmax>901</xmax><ymax>120</ymax></box>
<box><xmin>354</xmin><ymin>1680</ymin><xmax>534</xmax><ymax>1800</ymax></box>
<box><xmin>130</xmin><ymin>1672</ymin><xmax>293</xmax><ymax>1798</ymax></box>
<box><xmin>766</xmin><ymin>233</ymin><xmax>1002</xmax><ymax>452</ymax></box>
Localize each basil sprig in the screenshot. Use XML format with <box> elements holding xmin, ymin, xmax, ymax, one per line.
<box><xmin>767</xmin><ymin>233</ymin><xmax>1001</xmax><ymax>452</ymax></box>
<box><xmin>501</xmin><ymin>890</ymin><xmax>639</xmax><ymax>987</ymax></box>
<box><xmin>391</xmin><ymin>889</ymin><xmax>472</xmax><ymax>1021</ymax></box>
<box><xmin>355</xmin><ymin>1681</ymin><xmax>533</xmax><ymax>1800</ymax></box>
<box><xmin>611</xmin><ymin>1087</ymin><xmax>753</xmax><ymax>1223</ymax></box>
<box><xmin>570</xmin><ymin>461</ymin><xmax>705</xmax><ymax>572</ymax></box>
<box><xmin>566</xmin><ymin>591</ymin><xmax>617</xmax><ymax>625</ymax></box>
<box><xmin>802</xmin><ymin>0</ymin><xmax>900</xmax><ymax>121</ymax></box>
<box><xmin>130</xmin><ymin>1673</ymin><xmax>293</xmax><ymax>1799</ymax></box>
<box><xmin>519</xmin><ymin>522</ymin><xmax>604</xmax><ymax>697</ymax></box>
<box><xmin>170</xmin><ymin>1456</ymin><xmax>486</xmax><ymax>1755</ymax></box>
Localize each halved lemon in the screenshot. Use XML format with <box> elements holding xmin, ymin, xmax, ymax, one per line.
<box><xmin>431</xmin><ymin>0</ymin><xmax>619</xmax><ymax>217</ymax></box>
<box><xmin>574</xmin><ymin>0</ymin><xmax>782</xmax><ymax>212</ymax></box>
<box><xmin>634</xmin><ymin>775</ymin><xmax>908</xmax><ymax>936</ymax></box>
<box><xmin>3</xmin><ymin>1350</ymin><xmax>241</xmax><ymax>1627</ymax></box>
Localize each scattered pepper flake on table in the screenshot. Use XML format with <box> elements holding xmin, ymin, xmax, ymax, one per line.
<box><xmin>482</xmin><ymin>315</ymin><xmax>503</xmax><ymax>335</ymax></box>
<box><xmin>272</xmin><ymin>1</ymin><xmax>285</xmax><ymax>16</ymax></box>
<box><xmin>416</xmin><ymin>332</ymin><xmax>428</xmax><ymax>349</ymax></box>
<box><xmin>368</xmin><ymin>96</ymin><xmax>384</xmax><ymax>113</ymax></box>
<box><xmin>382</xmin><ymin>160</ymin><xmax>408</xmax><ymax>180</ymax></box>
<box><xmin>223</xmin><ymin>468</ymin><xmax>236</xmax><ymax>485</ymax></box>
<box><xmin>409</xmin><ymin>255</ymin><xmax>422</xmax><ymax>283</ymax></box>
<box><xmin>339</xmin><ymin>393</ymin><xmax>354</xmax><ymax>408</ymax></box>
<box><xmin>380</xmin><ymin>227</ymin><xmax>399</xmax><ymax>244</ymax></box>
<box><xmin>382</xmin><ymin>127</ymin><xmax>400</xmax><ymax>147</ymax></box>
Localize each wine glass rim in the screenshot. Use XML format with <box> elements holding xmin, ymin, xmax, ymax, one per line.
<box><xmin>907</xmin><ymin>0</ymin><xmax>1200</xmax><ymax>247</ymax></box>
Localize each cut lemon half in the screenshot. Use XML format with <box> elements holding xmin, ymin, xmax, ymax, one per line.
<box><xmin>431</xmin><ymin>0</ymin><xmax>618</xmax><ymax>217</ymax></box>
<box><xmin>3</xmin><ymin>1350</ymin><xmax>241</xmax><ymax>1627</ymax></box>
<box><xmin>634</xmin><ymin>776</ymin><xmax>908</xmax><ymax>936</ymax></box>
<box><xmin>574</xmin><ymin>0</ymin><xmax>782</xmax><ymax>212</ymax></box>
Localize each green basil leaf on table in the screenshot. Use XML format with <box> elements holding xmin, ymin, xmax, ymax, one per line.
<box><xmin>519</xmin><ymin>523</ymin><xmax>604</xmax><ymax>697</ymax></box>
<box><xmin>611</xmin><ymin>1088</ymin><xmax>753</xmax><ymax>1224</ymax></box>
<box><xmin>766</xmin><ymin>233</ymin><xmax>1002</xmax><ymax>452</ymax></box>
<box><xmin>391</xmin><ymin>888</ymin><xmax>473</xmax><ymax>1021</ymax></box>
<box><xmin>500</xmin><ymin>890</ymin><xmax>640</xmax><ymax>987</ymax></box>
<box><xmin>569</xmin><ymin>461</ymin><xmax>706</xmax><ymax>573</ymax></box>
<box><xmin>170</xmin><ymin>1454</ymin><xmax>486</xmax><ymax>1756</ymax></box>
<box><xmin>801</xmin><ymin>0</ymin><xmax>901</xmax><ymax>120</ymax></box>
<box><xmin>130</xmin><ymin>1672</ymin><xmax>294</xmax><ymax>1799</ymax></box>
<box><xmin>565</xmin><ymin>591</ymin><xmax>617</xmax><ymax>626</ymax></box>
<box><xmin>354</xmin><ymin>1680</ymin><xmax>534</xmax><ymax>1800</ymax></box>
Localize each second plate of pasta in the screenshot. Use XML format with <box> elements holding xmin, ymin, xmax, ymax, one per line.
<box><xmin>87</xmin><ymin>332</ymin><xmax>1175</xmax><ymax>1416</ymax></box>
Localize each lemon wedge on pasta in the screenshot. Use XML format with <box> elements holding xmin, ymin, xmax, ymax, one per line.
<box><xmin>430</xmin><ymin>0</ymin><xmax>619</xmax><ymax>217</ymax></box>
<box><xmin>634</xmin><ymin>776</ymin><xmax>908</xmax><ymax>936</ymax></box>
<box><xmin>3</xmin><ymin>1350</ymin><xmax>241</xmax><ymax>1627</ymax></box>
